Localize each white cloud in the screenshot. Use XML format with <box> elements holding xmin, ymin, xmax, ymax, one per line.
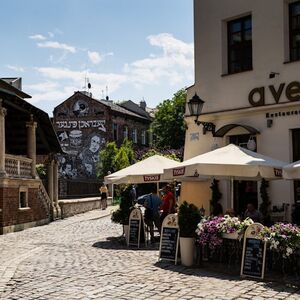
<box><xmin>37</xmin><ymin>41</ymin><xmax>76</xmax><ymax>53</ymax></box>
<box><xmin>24</xmin><ymin>81</ymin><xmax>59</xmax><ymax>92</ymax></box>
<box><xmin>125</xmin><ymin>33</ymin><xmax>194</xmax><ymax>86</ymax></box>
<box><xmin>34</xmin><ymin>67</ymin><xmax>127</xmax><ymax>100</ymax></box>
<box><xmin>6</xmin><ymin>65</ymin><xmax>25</xmax><ymax>72</ymax></box>
<box><xmin>88</xmin><ymin>51</ymin><xmax>102</xmax><ymax>64</ymax></box>
<box><xmin>29</xmin><ymin>34</ymin><xmax>47</xmax><ymax>41</ymax></box>
<box><xmin>88</xmin><ymin>51</ymin><xmax>114</xmax><ymax>64</ymax></box>
<box><xmin>30</xmin><ymin>33</ymin><xmax>193</xmax><ymax>108</ymax></box>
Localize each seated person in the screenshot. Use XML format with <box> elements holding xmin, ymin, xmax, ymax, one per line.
<box><xmin>244</xmin><ymin>203</ymin><xmax>262</xmax><ymax>223</ymax></box>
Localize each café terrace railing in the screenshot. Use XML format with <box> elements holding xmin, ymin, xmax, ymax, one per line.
<box><xmin>5</xmin><ymin>154</ymin><xmax>33</xmax><ymax>179</ymax></box>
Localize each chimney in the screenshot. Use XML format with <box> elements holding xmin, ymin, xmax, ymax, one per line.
<box><xmin>139</xmin><ymin>100</ymin><xmax>146</xmax><ymax>111</ymax></box>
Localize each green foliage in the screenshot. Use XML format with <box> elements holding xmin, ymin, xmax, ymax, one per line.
<box><xmin>111</xmin><ymin>185</ymin><xmax>134</xmax><ymax>225</ymax></box>
<box><xmin>97</xmin><ymin>139</ymin><xmax>135</xmax><ymax>178</ymax></box>
<box><xmin>210</xmin><ymin>179</ymin><xmax>222</xmax><ymax>212</ymax></box>
<box><xmin>97</xmin><ymin>142</ymin><xmax>118</xmax><ymax>178</ymax></box>
<box><xmin>151</xmin><ymin>89</ymin><xmax>186</xmax><ymax>149</ymax></box>
<box><xmin>259</xmin><ymin>179</ymin><xmax>271</xmax><ymax>225</ymax></box>
<box><xmin>141</xmin><ymin>148</ymin><xmax>180</xmax><ymax>162</ymax></box>
<box><xmin>178</xmin><ymin>201</ymin><xmax>201</xmax><ymax>238</ymax></box>
<box><xmin>36</xmin><ymin>164</ymin><xmax>47</xmax><ymax>179</ymax></box>
<box><xmin>121</xmin><ymin>139</ymin><xmax>135</xmax><ymax>164</ymax></box>
<box><xmin>114</xmin><ymin>147</ymin><xmax>130</xmax><ymax>171</ymax></box>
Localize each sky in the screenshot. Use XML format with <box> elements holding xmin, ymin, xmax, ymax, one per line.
<box><xmin>0</xmin><ymin>0</ymin><xmax>194</xmax><ymax>116</ymax></box>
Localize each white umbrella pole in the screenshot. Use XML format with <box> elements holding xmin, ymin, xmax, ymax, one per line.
<box><xmin>156</xmin><ymin>182</ymin><xmax>159</xmax><ymax>193</ymax></box>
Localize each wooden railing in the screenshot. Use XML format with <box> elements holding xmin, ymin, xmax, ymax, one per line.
<box><xmin>5</xmin><ymin>154</ymin><xmax>32</xmax><ymax>178</ymax></box>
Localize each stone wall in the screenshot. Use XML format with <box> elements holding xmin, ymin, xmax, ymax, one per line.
<box><xmin>59</xmin><ymin>197</ymin><xmax>113</xmax><ymax>219</ymax></box>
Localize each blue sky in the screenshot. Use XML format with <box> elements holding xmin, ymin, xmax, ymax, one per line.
<box><xmin>1</xmin><ymin>0</ymin><xmax>194</xmax><ymax>116</ymax></box>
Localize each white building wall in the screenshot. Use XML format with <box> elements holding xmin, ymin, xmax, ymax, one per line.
<box><xmin>182</xmin><ymin>0</ymin><xmax>300</xmax><ymax>219</ymax></box>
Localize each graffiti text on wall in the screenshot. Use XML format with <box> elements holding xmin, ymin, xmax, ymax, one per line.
<box><xmin>56</xmin><ymin>120</ymin><xmax>106</xmax><ymax>132</ymax></box>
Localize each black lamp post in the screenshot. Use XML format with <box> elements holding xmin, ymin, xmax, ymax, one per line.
<box><xmin>187</xmin><ymin>93</ymin><xmax>215</xmax><ymax>135</ymax></box>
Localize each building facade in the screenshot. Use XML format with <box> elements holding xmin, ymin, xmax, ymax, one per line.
<box><xmin>0</xmin><ymin>78</ymin><xmax>62</xmax><ymax>234</ymax></box>
<box><xmin>53</xmin><ymin>91</ymin><xmax>152</xmax><ymax>198</ymax></box>
<box><xmin>182</xmin><ymin>0</ymin><xmax>300</xmax><ymax>220</ymax></box>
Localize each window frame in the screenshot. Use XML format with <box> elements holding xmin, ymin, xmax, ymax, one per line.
<box><xmin>123</xmin><ymin>126</ymin><xmax>128</xmax><ymax>140</ymax></box>
<box><xmin>289</xmin><ymin>1</ymin><xmax>300</xmax><ymax>62</ymax></box>
<box><xmin>132</xmin><ymin>128</ymin><xmax>137</xmax><ymax>144</ymax></box>
<box><xmin>113</xmin><ymin>123</ymin><xmax>118</xmax><ymax>141</ymax></box>
<box><xmin>141</xmin><ymin>130</ymin><xmax>146</xmax><ymax>145</ymax></box>
<box><xmin>19</xmin><ymin>186</ymin><xmax>29</xmax><ymax>209</ymax></box>
<box><xmin>227</xmin><ymin>15</ymin><xmax>253</xmax><ymax>74</ymax></box>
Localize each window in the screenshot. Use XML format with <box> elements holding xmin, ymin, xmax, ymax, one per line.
<box><xmin>113</xmin><ymin>123</ymin><xmax>118</xmax><ymax>141</ymax></box>
<box><xmin>141</xmin><ymin>130</ymin><xmax>146</xmax><ymax>145</ymax></box>
<box><xmin>123</xmin><ymin>126</ymin><xmax>128</xmax><ymax>140</ymax></box>
<box><xmin>228</xmin><ymin>15</ymin><xmax>252</xmax><ymax>74</ymax></box>
<box><xmin>19</xmin><ymin>187</ymin><xmax>28</xmax><ymax>208</ymax></box>
<box><xmin>132</xmin><ymin>129</ymin><xmax>137</xmax><ymax>143</ymax></box>
<box><xmin>290</xmin><ymin>1</ymin><xmax>300</xmax><ymax>61</ymax></box>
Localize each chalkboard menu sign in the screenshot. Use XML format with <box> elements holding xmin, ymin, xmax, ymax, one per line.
<box><xmin>159</xmin><ymin>214</ymin><xmax>179</xmax><ymax>264</ymax></box>
<box><xmin>129</xmin><ymin>219</ymin><xmax>140</xmax><ymax>246</ymax></box>
<box><xmin>240</xmin><ymin>223</ymin><xmax>266</xmax><ymax>279</ymax></box>
<box><xmin>128</xmin><ymin>208</ymin><xmax>145</xmax><ymax>248</ymax></box>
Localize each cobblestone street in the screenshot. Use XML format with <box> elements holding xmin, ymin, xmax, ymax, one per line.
<box><xmin>0</xmin><ymin>209</ymin><xmax>299</xmax><ymax>300</ymax></box>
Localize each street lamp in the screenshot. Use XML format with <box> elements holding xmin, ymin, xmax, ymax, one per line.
<box><xmin>187</xmin><ymin>93</ymin><xmax>215</xmax><ymax>135</ymax></box>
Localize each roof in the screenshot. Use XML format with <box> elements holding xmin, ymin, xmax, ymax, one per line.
<box><xmin>0</xmin><ymin>79</ymin><xmax>62</xmax><ymax>154</ymax></box>
<box><xmin>119</xmin><ymin>100</ymin><xmax>152</xmax><ymax>120</ymax></box>
<box><xmin>0</xmin><ymin>78</ymin><xmax>31</xmax><ymax>99</ymax></box>
<box><xmin>54</xmin><ymin>91</ymin><xmax>150</xmax><ymax>121</ymax></box>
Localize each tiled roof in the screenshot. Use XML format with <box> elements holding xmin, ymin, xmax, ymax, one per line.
<box><xmin>119</xmin><ymin>100</ymin><xmax>152</xmax><ymax>119</ymax></box>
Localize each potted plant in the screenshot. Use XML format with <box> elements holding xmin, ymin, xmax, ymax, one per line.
<box><xmin>111</xmin><ymin>185</ymin><xmax>134</xmax><ymax>244</ymax></box>
<box><xmin>178</xmin><ymin>201</ymin><xmax>201</xmax><ymax>266</ymax></box>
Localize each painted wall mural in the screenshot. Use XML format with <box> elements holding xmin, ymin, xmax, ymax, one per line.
<box><xmin>55</xmin><ymin>98</ymin><xmax>107</xmax><ymax>180</ymax></box>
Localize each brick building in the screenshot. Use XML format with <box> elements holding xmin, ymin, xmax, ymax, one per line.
<box><xmin>0</xmin><ymin>78</ymin><xmax>62</xmax><ymax>234</ymax></box>
<box><xmin>52</xmin><ymin>91</ymin><xmax>152</xmax><ymax>198</ymax></box>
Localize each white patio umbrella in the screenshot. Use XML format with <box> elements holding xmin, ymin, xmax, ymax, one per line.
<box><xmin>163</xmin><ymin>144</ymin><xmax>287</xmax><ymax>207</ymax></box>
<box><xmin>283</xmin><ymin>160</ymin><xmax>300</xmax><ymax>179</ymax></box>
<box><xmin>163</xmin><ymin>144</ymin><xmax>287</xmax><ymax>181</ymax></box>
<box><xmin>104</xmin><ymin>155</ymin><xmax>181</xmax><ymax>185</ymax></box>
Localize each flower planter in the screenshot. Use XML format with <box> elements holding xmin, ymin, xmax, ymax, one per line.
<box><xmin>180</xmin><ymin>237</ymin><xmax>195</xmax><ymax>267</ymax></box>
<box><xmin>222</xmin><ymin>232</ymin><xmax>239</xmax><ymax>240</ymax></box>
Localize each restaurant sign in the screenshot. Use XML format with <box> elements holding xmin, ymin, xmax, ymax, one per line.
<box><xmin>274</xmin><ymin>168</ymin><xmax>282</xmax><ymax>177</ymax></box>
<box><xmin>249</xmin><ymin>81</ymin><xmax>300</xmax><ymax>107</ymax></box>
<box><xmin>143</xmin><ymin>175</ymin><xmax>160</xmax><ymax>182</ymax></box>
<box><xmin>173</xmin><ymin>167</ymin><xmax>185</xmax><ymax>177</ymax></box>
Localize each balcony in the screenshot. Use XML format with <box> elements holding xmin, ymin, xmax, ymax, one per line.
<box><xmin>5</xmin><ymin>154</ymin><xmax>33</xmax><ymax>178</ymax></box>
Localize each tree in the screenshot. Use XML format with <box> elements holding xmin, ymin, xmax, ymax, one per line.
<box><xmin>141</xmin><ymin>148</ymin><xmax>180</xmax><ymax>162</ymax></box>
<box><xmin>97</xmin><ymin>142</ymin><xmax>118</xmax><ymax>178</ymax></box>
<box><xmin>151</xmin><ymin>89</ymin><xmax>186</xmax><ymax>149</ymax></box>
<box><xmin>97</xmin><ymin>139</ymin><xmax>136</xmax><ymax>178</ymax></box>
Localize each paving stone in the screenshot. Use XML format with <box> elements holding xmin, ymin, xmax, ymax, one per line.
<box><xmin>0</xmin><ymin>208</ymin><xmax>299</xmax><ymax>300</ymax></box>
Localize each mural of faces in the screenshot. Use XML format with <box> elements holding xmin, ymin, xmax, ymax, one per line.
<box><xmin>89</xmin><ymin>135</ymin><xmax>101</xmax><ymax>153</ymax></box>
<box><xmin>73</xmin><ymin>99</ymin><xmax>89</xmax><ymax>117</ymax></box>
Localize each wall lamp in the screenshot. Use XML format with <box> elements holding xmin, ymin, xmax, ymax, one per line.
<box><xmin>187</xmin><ymin>93</ymin><xmax>215</xmax><ymax>135</ymax></box>
<box><xmin>269</xmin><ymin>72</ymin><xmax>280</xmax><ymax>79</ymax></box>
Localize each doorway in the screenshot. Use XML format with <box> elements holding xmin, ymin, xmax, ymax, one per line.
<box><xmin>292</xmin><ymin>129</ymin><xmax>300</xmax><ymax>204</ymax></box>
<box><xmin>229</xmin><ymin>134</ymin><xmax>258</xmax><ymax>217</ymax></box>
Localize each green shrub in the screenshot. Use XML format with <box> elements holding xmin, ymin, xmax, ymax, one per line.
<box><xmin>178</xmin><ymin>201</ymin><xmax>201</xmax><ymax>238</ymax></box>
